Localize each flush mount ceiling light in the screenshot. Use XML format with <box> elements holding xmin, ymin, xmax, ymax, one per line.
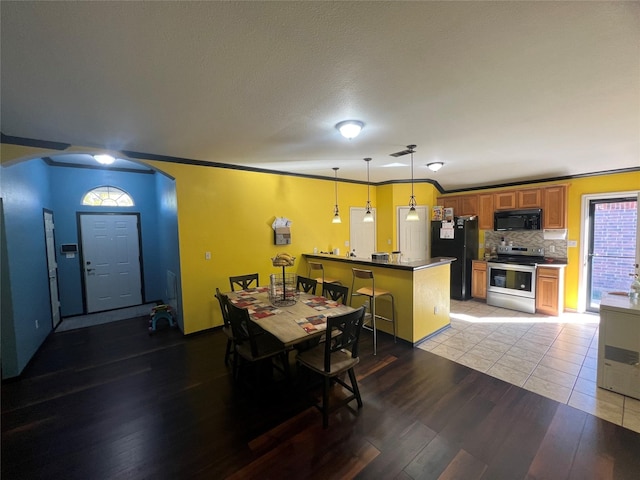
<box><xmin>94</xmin><ymin>154</ymin><xmax>115</xmax><ymax>165</ymax></box>
<box><xmin>363</xmin><ymin>158</ymin><xmax>374</xmax><ymax>223</ymax></box>
<box><xmin>427</xmin><ymin>161</ymin><xmax>444</xmax><ymax>172</ymax></box>
<box><xmin>332</xmin><ymin>167</ymin><xmax>342</xmax><ymax>224</ymax></box>
<box><xmin>335</xmin><ymin>120</ymin><xmax>364</xmax><ymax>139</ymax></box>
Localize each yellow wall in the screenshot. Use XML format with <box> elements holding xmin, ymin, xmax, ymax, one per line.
<box><xmin>2</xmin><ymin>143</ymin><xmax>638</xmax><ymax>328</ymax></box>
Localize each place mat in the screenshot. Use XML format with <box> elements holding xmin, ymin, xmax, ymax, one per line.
<box><xmin>236</xmin><ymin>286</ymin><xmax>269</xmax><ymax>296</ymax></box>
<box><xmin>247</xmin><ymin>304</ymin><xmax>281</xmax><ymax>320</ymax></box>
<box><xmin>302</xmin><ymin>296</ymin><xmax>341</xmax><ymax>311</ymax></box>
<box><xmin>296</xmin><ymin>314</ymin><xmax>328</xmax><ymax>333</ymax></box>
<box><xmin>229</xmin><ymin>297</ymin><xmax>261</xmax><ymax>308</ymax></box>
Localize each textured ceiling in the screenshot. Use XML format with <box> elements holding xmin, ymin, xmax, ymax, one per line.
<box><xmin>1</xmin><ymin>1</ymin><xmax>638</xmax><ymax>190</ymax></box>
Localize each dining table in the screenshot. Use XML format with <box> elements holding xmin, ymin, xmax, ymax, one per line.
<box><xmin>226</xmin><ymin>286</ymin><xmax>355</xmax><ymax>348</ymax></box>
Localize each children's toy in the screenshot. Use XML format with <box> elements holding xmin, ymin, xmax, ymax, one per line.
<box><xmin>149</xmin><ymin>304</ymin><xmax>176</xmax><ymax>334</ymax></box>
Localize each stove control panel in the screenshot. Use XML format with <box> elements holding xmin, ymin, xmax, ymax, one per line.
<box><xmin>496</xmin><ymin>245</ymin><xmax>545</xmax><ymax>257</ymax></box>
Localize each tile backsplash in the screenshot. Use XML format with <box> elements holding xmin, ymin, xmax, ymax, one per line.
<box><xmin>482</xmin><ymin>230</ymin><xmax>567</xmax><ymax>259</ymax></box>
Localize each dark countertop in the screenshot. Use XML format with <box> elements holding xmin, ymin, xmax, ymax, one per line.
<box><xmin>302</xmin><ymin>253</ymin><xmax>456</xmax><ymax>271</ymax></box>
<box><xmin>477</xmin><ymin>257</ymin><xmax>568</xmax><ymax>267</ymax></box>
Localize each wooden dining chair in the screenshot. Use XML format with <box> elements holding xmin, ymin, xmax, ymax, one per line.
<box><xmin>296</xmin><ymin>275</ymin><xmax>318</xmax><ymax>295</ymax></box>
<box><xmin>215</xmin><ymin>288</ymin><xmax>235</xmax><ymax>366</ymax></box>
<box><xmin>229</xmin><ymin>273</ymin><xmax>259</xmax><ymax>292</ymax></box>
<box><xmin>226</xmin><ymin>300</ymin><xmax>290</xmax><ymax>386</ymax></box>
<box><xmin>322</xmin><ymin>282</ymin><xmax>349</xmax><ymax>305</ymax></box>
<box><xmin>296</xmin><ymin>306</ymin><xmax>366</xmax><ymax>428</ymax></box>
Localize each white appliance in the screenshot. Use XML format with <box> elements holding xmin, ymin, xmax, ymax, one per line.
<box><xmin>597</xmin><ymin>294</ymin><xmax>640</xmax><ymax>400</ymax></box>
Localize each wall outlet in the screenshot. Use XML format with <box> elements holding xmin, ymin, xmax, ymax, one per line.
<box><xmin>344</xmin><ymin>240</ymin><xmax>349</xmax><ymax>247</ymax></box>
<box><xmin>205</xmin><ymin>251</ymin><xmax>211</xmax><ymax>260</ymax></box>
<box><xmin>388</xmin><ymin>239</ymin><xmax>392</xmax><ymax>245</ymax></box>
<box><xmin>568</xmin><ymin>240</ymin><xmax>578</xmax><ymax>247</ymax></box>
<box><xmin>434</xmin><ymin>306</ymin><xmax>440</xmax><ymax>314</ymax></box>
<box><xmin>35</xmin><ymin>320</ymin><xmax>39</xmax><ymax>329</ymax></box>
<box><xmin>550</xmin><ymin>245</ymin><xmax>555</xmax><ymax>253</ymax></box>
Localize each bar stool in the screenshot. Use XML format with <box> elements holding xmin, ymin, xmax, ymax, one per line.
<box><xmin>308</xmin><ymin>262</ymin><xmax>341</xmax><ymax>287</ymax></box>
<box><xmin>350</xmin><ymin>268</ymin><xmax>396</xmax><ymax>355</ymax></box>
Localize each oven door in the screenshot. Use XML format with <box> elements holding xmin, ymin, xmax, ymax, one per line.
<box><xmin>487</xmin><ymin>262</ymin><xmax>536</xmax><ymax>298</ymax></box>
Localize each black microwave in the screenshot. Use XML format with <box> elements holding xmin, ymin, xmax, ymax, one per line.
<box><xmin>494</xmin><ymin>208</ymin><xmax>542</xmax><ymax>231</ymax></box>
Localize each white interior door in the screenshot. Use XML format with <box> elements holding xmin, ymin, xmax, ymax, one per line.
<box><xmin>80</xmin><ymin>214</ymin><xmax>143</xmax><ymax>313</ymax></box>
<box><xmin>350</xmin><ymin>207</ymin><xmax>376</xmax><ymax>258</ymax></box>
<box><xmin>43</xmin><ymin>210</ymin><xmax>61</xmax><ymax>328</ymax></box>
<box><xmin>397</xmin><ymin>206</ymin><xmax>429</xmax><ymax>261</ymax></box>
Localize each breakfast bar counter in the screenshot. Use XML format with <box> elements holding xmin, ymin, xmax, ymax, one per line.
<box><xmin>301</xmin><ymin>254</ymin><xmax>455</xmax><ymax>345</ymax></box>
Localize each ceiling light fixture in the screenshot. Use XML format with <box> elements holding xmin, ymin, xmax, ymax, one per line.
<box><xmin>335</xmin><ymin>120</ymin><xmax>364</xmax><ymax>139</ymax></box>
<box><xmin>363</xmin><ymin>158</ymin><xmax>374</xmax><ymax>223</ymax></box>
<box><xmin>94</xmin><ymin>154</ymin><xmax>115</xmax><ymax>165</ymax></box>
<box><xmin>332</xmin><ymin>167</ymin><xmax>342</xmax><ymax>224</ymax></box>
<box><xmin>427</xmin><ymin>161</ymin><xmax>444</xmax><ymax>172</ymax></box>
<box><xmin>405</xmin><ymin>145</ymin><xmax>420</xmax><ymax>222</ymax></box>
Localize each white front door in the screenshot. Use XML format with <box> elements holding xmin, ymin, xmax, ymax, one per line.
<box><xmin>43</xmin><ymin>210</ymin><xmax>61</xmax><ymax>328</ymax></box>
<box><xmin>350</xmin><ymin>207</ymin><xmax>376</xmax><ymax>258</ymax></box>
<box><xmin>397</xmin><ymin>206</ymin><xmax>429</xmax><ymax>261</ymax></box>
<box><xmin>80</xmin><ymin>214</ymin><xmax>143</xmax><ymax>313</ymax></box>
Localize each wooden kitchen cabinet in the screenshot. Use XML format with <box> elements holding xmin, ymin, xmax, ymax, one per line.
<box><xmin>543</xmin><ymin>184</ymin><xmax>568</xmax><ymax>229</ymax></box>
<box><xmin>472</xmin><ymin>260</ymin><xmax>487</xmax><ymax>300</ymax></box>
<box><xmin>436</xmin><ymin>195</ymin><xmax>477</xmax><ymax>217</ymax></box>
<box><xmin>494</xmin><ymin>191</ymin><xmax>517</xmax><ymax>210</ymax></box>
<box><xmin>536</xmin><ymin>266</ymin><xmax>565</xmax><ymax>316</ymax></box>
<box><xmin>518</xmin><ymin>188</ymin><xmax>542</xmax><ymax>208</ymax></box>
<box><xmin>477</xmin><ymin>193</ymin><xmax>494</xmax><ymax>230</ymax></box>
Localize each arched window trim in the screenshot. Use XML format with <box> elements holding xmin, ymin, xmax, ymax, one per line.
<box><xmin>81</xmin><ymin>186</ymin><xmax>135</xmax><ymax>207</ymax></box>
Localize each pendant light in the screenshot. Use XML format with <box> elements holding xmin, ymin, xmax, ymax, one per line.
<box><xmin>332</xmin><ymin>167</ymin><xmax>342</xmax><ymax>224</ymax></box>
<box><xmin>363</xmin><ymin>158</ymin><xmax>374</xmax><ymax>223</ymax></box>
<box><xmin>406</xmin><ymin>145</ymin><xmax>419</xmax><ymax>221</ymax></box>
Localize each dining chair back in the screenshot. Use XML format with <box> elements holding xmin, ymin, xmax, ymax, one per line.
<box><xmin>296</xmin><ymin>275</ymin><xmax>318</xmax><ymax>295</ymax></box>
<box><xmin>322</xmin><ymin>282</ymin><xmax>349</xmax><ymax>304</ymax></box>
<box><xmin>215</xmin><ymin>287</ymin><xmax>234</xmax><ymax>366</ymax></box>
<box><xmin>296</xmin><ymin>306</ymin><xmax>366</xmax><ymax>428</ymax></box>
<box><xmin>229</xmin><ymin>273</ymin><xmax>259</xmax><ymax>292</ymax></box>
<box><xmin>226</xmin><ymin>300</ymin><xmax>290</xmax><ymax>384</ymax></box>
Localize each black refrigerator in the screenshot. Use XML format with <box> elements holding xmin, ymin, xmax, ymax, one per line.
<box><xmin>430</xmin><ymin>216</ymin><xmax>478</xmax><ymax>300</ymax></box>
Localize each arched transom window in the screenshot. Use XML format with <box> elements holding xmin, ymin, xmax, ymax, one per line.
<box><xmin>82</xmin><ymin>186</ymin><xmax>134</xmax><ymax>207</ymax></box>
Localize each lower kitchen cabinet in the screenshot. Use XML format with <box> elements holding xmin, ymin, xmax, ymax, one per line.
<box><xmin>536</xmin><ymin>266</ymin><xmax>565</xmax><ymax>315</ymax></box>
<box><xmin>472</xmin><ymin>260</ymin><xmax>487</xmax><ymax>300</ymax></box>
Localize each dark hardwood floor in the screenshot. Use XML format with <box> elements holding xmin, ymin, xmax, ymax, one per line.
<box><xmin>2</xmin><ymin>315</ymin><xmax>640</xmax><ymax>479</ymax></box>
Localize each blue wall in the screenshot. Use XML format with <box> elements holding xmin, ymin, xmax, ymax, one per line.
<box><xmin>1</xmin><ymin>158</ymin><xmax>181</xmax><ymax>378</ymax></box>
<box><xmin>155</xmin><ymin>173</ymin><xmax>183</xmax><ymax>329</ymax></box>
<box><xmin>50</xmin><ymin>165</ymin><xmax>164</xmax><ymax>316</ymax></box>
<box><xmin>0</xmin><ymin>160</ymin><xmax>53</xmax><ymax>377</ymax></box>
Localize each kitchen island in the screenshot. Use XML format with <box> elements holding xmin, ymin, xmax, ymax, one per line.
<box><xmin>301</xmin><ymin>254</ymin><xmax>455</xmax><ymax>345</ymax></box>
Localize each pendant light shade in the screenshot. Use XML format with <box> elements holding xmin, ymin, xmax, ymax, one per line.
<box><xmin>363</xmin><ymin>158</ymin><xmax>374</xmax><ymax>223</ymax></box>
<box><xmin>406</xmin><ymin>145</ymin><xmax>419</xmax><ymax>222</ymax></box>
<box><xmin>332</xmin><ymin>167</ymin><xmax>341</xmax><ymax>224</ymax></box>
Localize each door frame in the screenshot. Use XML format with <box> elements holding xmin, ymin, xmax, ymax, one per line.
<box><xmin>579</xmin><ymin>190</ymin><xmax>639</xmax><ymax>313</ymax></box>
<box><xmin>43</xmin><ymin>209</ymin><xmax>62</xmax><ymax>329</ymax></box>
<box><xmin>77</xmin><ymin>212</ymin><xmax>145</xmax><ymax>314</ymax></box>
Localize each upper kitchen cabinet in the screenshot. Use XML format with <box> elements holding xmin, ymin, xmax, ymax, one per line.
<box><xmin>477</xmin><ymin>193</ymin><xmax>494</xmax><ymax>230</ymax></box>
<box><xmin>494</xmin><ymin>188</ymin><xmax>542</xmax><ymax>210</ymax></box>
<box><xmin>494</xmin><ymin>191</ymin><xmax>517</xmax><ymax>210</ymax></box>
<box><xmin>543</xmin><ymin>184</ymin><xmax>568</xmax><ymax>229</ymax></box>
<box><xmin>518</xmin><ymin>188</ymin><xmax>542</xmax><ymax>208</ymax></box>
<box><xmin>437</xmin><ymin>195</ymin><xmax>478</xmax><ymax>217</ymax></box>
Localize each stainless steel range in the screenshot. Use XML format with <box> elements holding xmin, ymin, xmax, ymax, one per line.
<box><xmin>486</xmin><ymin>245</ymin><xmax>545</xmax><ymax>314</ymax></box>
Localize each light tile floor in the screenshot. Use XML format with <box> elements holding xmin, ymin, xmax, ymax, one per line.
<box><xmin>418</xmin><ymin>299</ymin><xmax>640</xmax><ymax>433</ymax></box>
